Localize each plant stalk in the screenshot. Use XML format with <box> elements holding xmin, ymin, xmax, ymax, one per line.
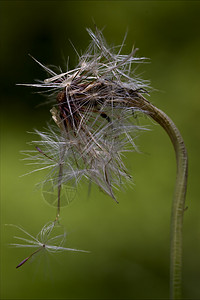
<box><xmin>132</xmin><ymin>95</ymin><xmax>188</xmax><ymax>299</ymax></box>
<box><xmin>56</xmin><ymin>145</ymin><xmax>66</xmax><ymax>222</ymax></box>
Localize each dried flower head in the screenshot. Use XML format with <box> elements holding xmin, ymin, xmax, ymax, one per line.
<box><xmin>18</xmin><ymin>27</ymin><xmax>188</xmax><ymax>297</ymax></box>
<box><xmin>21</xmin><ymin>27</ymin><xmax>150</xmax><ymax>204</ymax></box>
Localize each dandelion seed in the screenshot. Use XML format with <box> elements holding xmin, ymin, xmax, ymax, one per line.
<box><xmin>7</xmin><ymin>222</ymin><xmax>90</xmax><ymax>268</ymax></box>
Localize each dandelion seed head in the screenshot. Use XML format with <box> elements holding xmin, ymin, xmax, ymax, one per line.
<box><xmin>22</xmin><ymin>27</ymin><xmax>151</xmax><ymax>202</ymax></box>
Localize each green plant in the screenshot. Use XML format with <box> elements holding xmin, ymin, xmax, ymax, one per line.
<box><xmin>15</xmin><ymin>27</ymin><xmax>188</xmax><ymax>299</ymax></box>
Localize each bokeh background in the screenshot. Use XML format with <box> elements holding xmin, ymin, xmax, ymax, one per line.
<box><xmin>1</xmin><ymin>1</ymin><xmax>200</xmax><ymax>299</ymax></box>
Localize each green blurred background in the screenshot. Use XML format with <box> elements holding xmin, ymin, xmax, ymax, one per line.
<box><xmin>1</xmin><ymin>1</ymin><xmax>200</xmax><ymax>299</ymax></box>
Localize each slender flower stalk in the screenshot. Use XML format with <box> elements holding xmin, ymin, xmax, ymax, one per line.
<box><xmin>124</xmin><ymin>95</ymin><xmax>188</xmax><ymax>299</ymax></box>
<box><xmin>20</xmin><ymin>27</ymin><xmax>188</xmax><ymax>298</ymax></box>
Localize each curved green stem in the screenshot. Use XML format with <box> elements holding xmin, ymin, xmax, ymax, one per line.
<box><xmin>132</xmin><ymin>96</ymin><xmax>188</xmax><ymax>299</ymax></box>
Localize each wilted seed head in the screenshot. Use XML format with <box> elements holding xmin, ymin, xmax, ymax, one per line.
<box><xmin>22</xmin><ymin>27</ymin><xmax>150</xmax><ymax>202</ymax></box>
